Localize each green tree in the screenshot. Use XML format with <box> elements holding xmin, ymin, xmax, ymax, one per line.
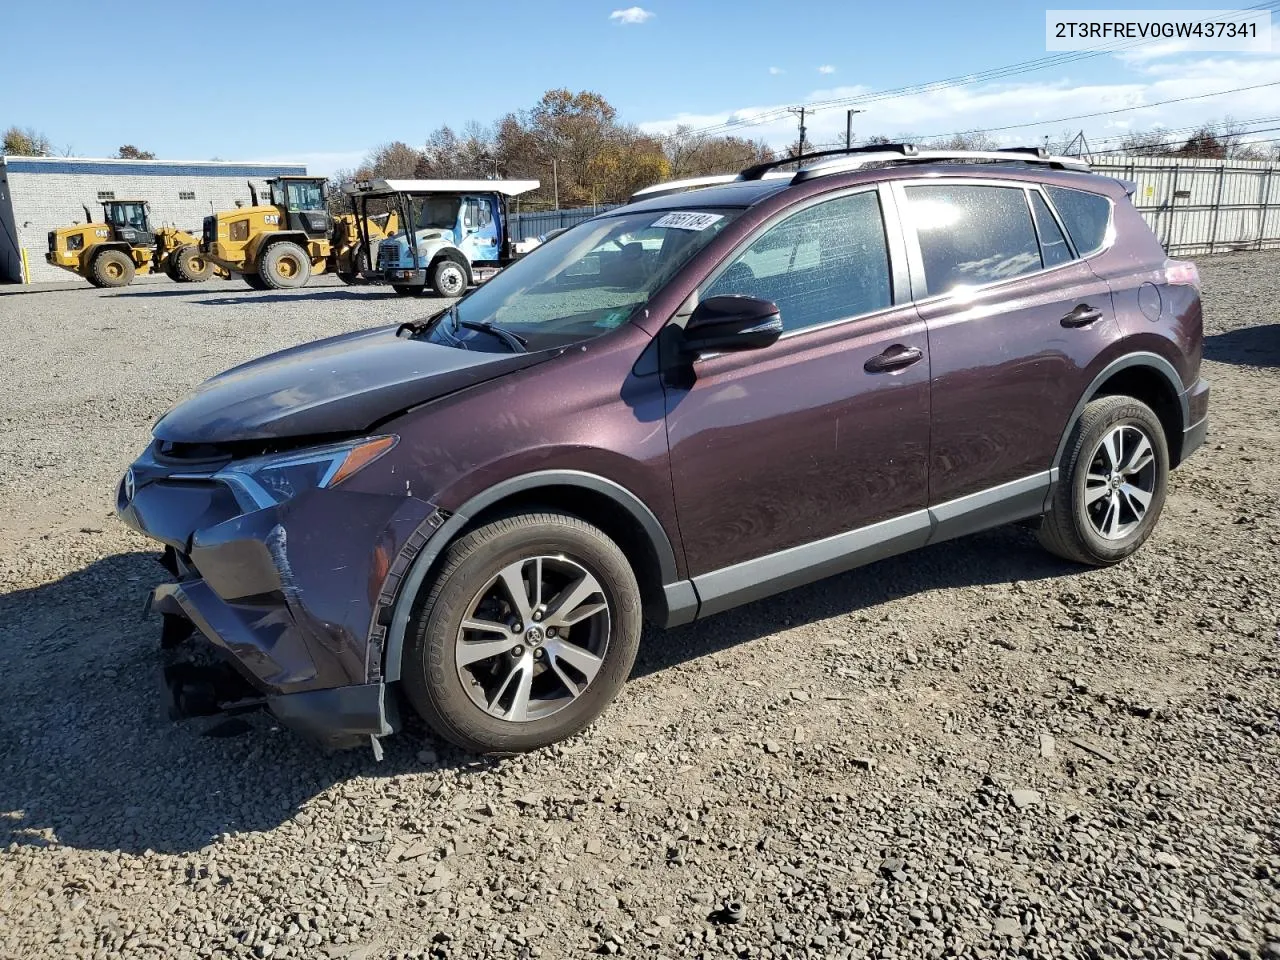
<box><xmin>3</xmin><ymin>126</ymin><xmax>53</xmax><ymax>156</ymax></box>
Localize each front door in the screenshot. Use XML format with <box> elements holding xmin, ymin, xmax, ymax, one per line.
<box><xmin>460</xmin><ymin>196</ymin><xmax>500</xmax><ymax>264</ymax></box>
<box><xmin>894</xmin><ymin>180</ymin><xmax>1120</xmax><ymax>507</ymax></box>
<box><xmin>664</xmin><ymin>188</ymin><xmax>932</xmax><ymax>612</ymax></box>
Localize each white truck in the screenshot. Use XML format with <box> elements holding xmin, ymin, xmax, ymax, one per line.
<box><xmin>347</xmin><ymin>179</ymin><xmax>540</xmax><ymax>297</ymax></box>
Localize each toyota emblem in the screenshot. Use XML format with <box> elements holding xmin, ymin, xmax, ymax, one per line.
<box><xmin>123</xmin><ymin>468</ymin><xmax>136</xmax><ymax>504</ymax></box>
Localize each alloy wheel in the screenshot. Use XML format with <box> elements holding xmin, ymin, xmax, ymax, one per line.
<box><xmin>438</xmin><ymin>265</ymin><xmax>465</xmax><ymax>296</ymax></box>
<box><xmin>455</xmin><ymin>555</ymin><xmax>611</xmax><ymax>722</ymax></box>
<box><xmin>1084</xmin><ymin>423</ymin><xmax>1157</xmax><ymax>540</ymax></box>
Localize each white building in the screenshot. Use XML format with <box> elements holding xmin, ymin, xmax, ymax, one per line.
<box><xmin>0</xmin><ymin>156</ymin><xmax>306</xmax><ymax>283</ymax></box>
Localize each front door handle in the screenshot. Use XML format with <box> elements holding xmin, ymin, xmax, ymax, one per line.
<box><xmin>1061</xmin><ymin>303</ymin><xmax>1104</xmax><ymax>327</ymax></box>
<box><xmin>864</xmin><ymin>344</ymin><xmax>924</xmax><ymax>373</ymax></box>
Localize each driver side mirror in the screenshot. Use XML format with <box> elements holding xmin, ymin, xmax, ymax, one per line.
<box><xmin>680</xmin><ymin>295</ymin><xmax>784</xmax><ymax>357</ymax></box>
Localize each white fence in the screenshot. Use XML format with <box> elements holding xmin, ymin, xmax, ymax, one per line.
<box><xmin>1087</xmin><ymin>153</ymin><xmax>1280</xmax><ymax>256</ymax></box>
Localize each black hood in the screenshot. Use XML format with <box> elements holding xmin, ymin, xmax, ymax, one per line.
<box><xmin>153</xmin><ymin>324</ymin><xmax>550</xmax><ymax>443</ymax></box>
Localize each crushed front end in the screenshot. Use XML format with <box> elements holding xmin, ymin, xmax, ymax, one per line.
<box><xmin>117</xmin><ymin>436</ymin><xmax>435</xmax><ymax>750</ymax></box>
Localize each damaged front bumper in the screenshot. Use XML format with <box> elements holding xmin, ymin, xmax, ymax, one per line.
<box><xmin>118</xmin><ymin>443</ymin><xmax>438</xmax><ymax>749</ymax></box>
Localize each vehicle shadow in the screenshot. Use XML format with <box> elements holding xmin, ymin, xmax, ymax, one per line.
<box><xmin>1204</xmin><ymin>323</ymin><xmax>1280</xmax><ymax>367</ymax></box>
<box><xmin>634</xmin><ymin>522</ymin><xmax>1074</xmax><ymax>678</ymax></box>
<box><xmin>0</xmin><ymin>525</ymin><xmax>1074</xmax><ymax>855</ymax></box>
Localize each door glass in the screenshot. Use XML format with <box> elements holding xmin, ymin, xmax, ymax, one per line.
<box><xmin>904</xmin><ymin>184</ymin><xmax>1042</xmax><ymax>295</ymax></box>
<box><xmin>1044</xmin><ymin>186</ymin><xmax>1113</xmax><ymax>256</ymax></box>
<box><xmin>1030</xmin><ymin>191</ymin><xmax>1073</xmax><ymax>267</ymax></box>
<box><xmin>704</xmin><ymin>191</ymin><xmax>892</xmax><ymax>333</ymax></box>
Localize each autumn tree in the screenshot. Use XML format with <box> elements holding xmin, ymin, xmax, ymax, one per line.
<box><xmin>3</xmin><ymin>126</ymin><xmax>53</xmax><ymax>156</ymax></box>
<box><xmin>116</xmin><ymin>144</ymin><xmax>156</xmax><ymax>160</ymax></box>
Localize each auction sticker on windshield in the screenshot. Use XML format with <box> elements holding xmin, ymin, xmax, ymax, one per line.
<box><xmin>651</xmin><ymin>212</ymin><xmax>724</xmax><ymax>231</ymax></box>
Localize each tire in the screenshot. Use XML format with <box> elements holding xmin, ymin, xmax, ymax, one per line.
<box><xmin>1038</xmin><ymin>395</ymin><xmax>1169</xmax><ymax>566</ymax></box>
<box><xmin>430</xmin><ymin>258</ymin><xmax>468</xmax><ymax>298</ymax></box>
<box><xmin>90</xmin><ymin>249</ymin><xmax>135</xmax><ymax>288</ymax></box>
<box><xmin>402</xmin><ymin>511</ymin><xmax>642</xmax><ymax>754</ymax></box>
<box><xmin>173</xmin><ymin>245</ymin><xmax>213</xmax><ymax>282</ymax></box>
<box><xmin>338</xmin><ymin>246</ymin><xmax>370</xmax><ymax>285</ymax></box>
<box><xmin>392</xmin><ymin>284</ymin><xmax>419</xmax><ymax>296</ymax></box>
<box><xmin>243</xmin><ymin>273</ymin><xmax>270</xmax><ymax>290</ymax></box>
<box><xmin>258</xmin><ymin>241</ymin><xmax>311</xmax><ymax>289</ymax></box>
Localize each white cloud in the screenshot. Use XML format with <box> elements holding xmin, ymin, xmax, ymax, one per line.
<box><xmin>769</xmin><ymin>66</ymin><xmax>785</xmax><ymax>76</ymax></box>
<box><xmin>640</xmin><ymin>52</ymin><xmax>1280</xmax><ymax>154</ymax></box>
<box><xmin>817</xmin><ymin>65</ymin><xmax>836</xmax><ymax>75</ymax></box>
<box><xmin>609</xmin><ymin>6</ymin><xmax>654</xmax><ymax>25</ymax></box>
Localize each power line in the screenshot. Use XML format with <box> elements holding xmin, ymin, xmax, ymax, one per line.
<box><xmin>660</xmin><ymin>0</ymin><xmax>1280</xmax><ymax>143</ymax></box>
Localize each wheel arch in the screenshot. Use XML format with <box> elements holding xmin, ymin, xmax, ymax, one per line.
<box><xmin>251</xmin><ymin>231</ymin><xmax>310</xmax><ymax>267</ymax></box>
<box><xmin>429</xmin><ymin>246</ymin><xmax>472</xmax><ymax>283</ymax></box>
<box><xmin>380</xmin><ymin>470</ymin><xmax>682</xmax><ymax>683</ymax></box>
<box><xmin>1053</xmin><ymin>353</ymin><xmax>1190</xmax><ymax>476</ymax></box>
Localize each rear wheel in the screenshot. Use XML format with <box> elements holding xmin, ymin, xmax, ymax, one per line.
<box><xmin>173</xmin><ymin>245</ymin><xmax>213</xmax><ymax>282</ymax></box>
<box><xmin>402</xmin><ymin>511</ymin><xmax>642</xmax><ymax>754</ymax></box>
<box><xmin>1038</xmin><ymin>395</ymin><xmax>1169</xmax><ymax>566</ymax></box>
<box><xmin>430</xmin><ymin>258</ymin><xmax>468</xmax><ymax>298</ymax></box>
<box><xmin>90</xmin><ymin>249</ymin><xmax>135</xmax><ymax>288</ymax></box>
<box><xmin>259</xmin><ymin>241</ymin><xmax>311</xmax><ymax>289</ymax></box>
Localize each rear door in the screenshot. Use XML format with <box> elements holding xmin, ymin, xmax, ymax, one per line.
<box><xmin>664</xmin><ymin>186</ymin><xmax>932</xmax><ymax>603</ymax></box>
<box><xmin>894</xmin><ymin>179</ymin><xmax>1119</xmax><ymax>510</ymax></box>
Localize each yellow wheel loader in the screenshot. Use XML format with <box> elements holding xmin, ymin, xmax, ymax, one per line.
<box><xmin>201</xmin><ymin>176</ymin><xmax>397</xmax><ymax>289</ymax></box>
<box><xmin>45</xmin><ymin>200</ymin><xmax>218</xmax><ymax>288</ymax></box>
<box><xmin>331</xmin><ymin>208</ymin><xmax>398</xmax><ymax>285</ymax></box>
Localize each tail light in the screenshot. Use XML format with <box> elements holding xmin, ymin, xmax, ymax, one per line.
<box><xmin>1164</xmin><ymin>259</ymin><xmax>1200</xmax><ymax>289</ymax></box>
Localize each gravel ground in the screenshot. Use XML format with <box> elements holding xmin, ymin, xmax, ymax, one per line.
<box><xmin>0</xmin><ymin>261</ymin><xmax>1278</xmax><ymax>960</ymax></box>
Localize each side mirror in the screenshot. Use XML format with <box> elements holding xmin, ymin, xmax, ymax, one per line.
<box><xmin>680</xmin><ymin>295</ymin><xmax>783</xmax><ymax>357</ymax></box>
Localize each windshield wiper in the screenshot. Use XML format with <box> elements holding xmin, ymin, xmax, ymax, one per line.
<box><xmin>455</xmin><ymin>317</ymin><xmax>527</xmax><ymax>353</ymax></box>
<box><xmin>395</xmin><ymin>304</ymin><xmax>452</xmax><ymax>339</ymax></box>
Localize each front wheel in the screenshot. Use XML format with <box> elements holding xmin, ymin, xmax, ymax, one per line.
<box><xmin>402</xmin><ymin>512</ymin><xmax>642</xmax><ymax>754</ymax></box>
<box><xmin>1038</xmin><ymin>395</ymin><xmax>1169</xmax><ymax>566</ymax></box>
<box><xmin>430</xmin><ymin>258</ymin><xmax>468</xmax><ymax>298</ymax></box>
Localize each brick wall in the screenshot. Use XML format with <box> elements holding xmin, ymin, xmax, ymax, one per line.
<box><xmin>0</xmin><ymin>158</ymin><xmax>306</xmax><ymax>283</ymax></box>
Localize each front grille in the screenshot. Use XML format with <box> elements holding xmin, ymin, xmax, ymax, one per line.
<box><xmin>202</xmin><ymin>216</ymin><xmax>216</xmax><ymax>246</ymax></box>
<box><xmin>47</xmin><ymin>231</ymin><xmax>57</xmax><ymax>253</ymax></box>
<box><xmin>377</xmin><ymin>240</ymin><xmax>401</xmax><ymax>270</ymax></box>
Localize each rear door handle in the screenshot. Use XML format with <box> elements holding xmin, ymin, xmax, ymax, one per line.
<box><xmin>1061</xmin><ymin>303</ymin><xmax>1104</xmax><ymax>327</ymax></box>
<box><xmin>864</xmin><ymin>345</ymin><xmax>924</xmax><ymax>373</ymax></box>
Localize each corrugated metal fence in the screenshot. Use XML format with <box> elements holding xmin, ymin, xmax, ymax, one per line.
<box><xmin>508</xmin><ymin>205</ymin><xmax>617</xmax><ymax>242</ymax></box>
<box><xmin>1088</xmin><ymin>153</ymin><xmax>1280</xmax><ymax>256</ymax></box>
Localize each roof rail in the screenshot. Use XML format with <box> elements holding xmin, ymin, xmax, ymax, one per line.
<box><xmin>629</xmin><ymin>174</ymin><xmax>739</xmax><ymax>203</ymax></box>
<box><xmin>739</xmin><ymin>143</ymin><xmax>920</xmax><ymax>181</ymax></box>
<box><xmin>791</xmin><ymin>147</ymin><xmax>1091</xmax><ymax>181</ymax></box>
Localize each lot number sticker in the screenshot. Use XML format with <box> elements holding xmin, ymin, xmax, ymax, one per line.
<box><xmin>651</xmin><ymin>212</ymin><xmax>723</xmax><ymax>231</ymax></box>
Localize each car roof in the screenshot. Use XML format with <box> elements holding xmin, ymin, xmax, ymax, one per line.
<box><xmin>616</xmin><ymin>179</ymin><xmax>793</xmax><ymax>214</ymax></box>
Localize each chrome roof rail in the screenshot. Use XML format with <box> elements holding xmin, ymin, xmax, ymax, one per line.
<box><xmin>791</xmin><ymin>147</ymin><xmax>1091</xmax><ymax>181</ymax></box>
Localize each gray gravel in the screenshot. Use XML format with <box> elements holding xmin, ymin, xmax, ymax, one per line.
<box><xmin>1</xmin><ymin>259</ymin><xmax>1278</xmax><ymax>959</ymax></box>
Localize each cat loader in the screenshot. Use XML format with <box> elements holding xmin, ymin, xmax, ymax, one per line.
<box><xmin>45</xmin><ymin>200</ymin><xmax>217</xmax><ymax>288</ymax></box>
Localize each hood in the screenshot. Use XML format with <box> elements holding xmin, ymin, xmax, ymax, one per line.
<box><xmin>153</xmin><ymin>324</ymin><xmax>551</xmax><ymax>444</ymax></box>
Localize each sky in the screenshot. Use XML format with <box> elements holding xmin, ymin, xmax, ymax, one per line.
<box><xmin>2</xmin><ymin>0</ymin><xmax>1278</xmax><ymax>173</ymax></box>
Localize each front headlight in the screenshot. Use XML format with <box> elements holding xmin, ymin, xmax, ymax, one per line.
<box><xmin>216</xmin><ymin>435</ymin><xmax>396</xmax><ymax>508</ymax></box>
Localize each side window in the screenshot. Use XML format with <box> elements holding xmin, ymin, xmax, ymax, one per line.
<box><xmin>904</xmin><ymin>184</ymin><xmax>1042</xmax><ymax>295</ymax></box>
<box><xmin>1044</xmin><ymin>186</ymin><xmax>1112</xmax><ymax>256</ymax></box>
<box><xmin>704</xmin><ymin>191</ymin><xmax>892</xmax><ymax>334</ymax></box>
<box><xmin>1030</xmin><ymin>191</ymin><xmax>1073</xmax><ymax>267</ymax></box>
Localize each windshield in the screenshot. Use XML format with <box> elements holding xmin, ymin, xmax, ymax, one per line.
<box><xmin>410</xmin><ymin>195</ymin><xmax>463</xmax><ymax>231</ymax></box>
<box><xmin>425</xmin><ymin>208</ymin><xmax>737</xmax><ymax>351</ymax></box>
<box><xmin>285</xmin><ymin>181</ymin><xmax>326</xmax><ymax>212</ymax></box>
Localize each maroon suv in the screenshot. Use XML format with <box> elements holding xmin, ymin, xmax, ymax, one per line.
<box><xmin>118</xmin><ymin>145</ymin><xmax>1208</xmax><ymax>754</ymax></box>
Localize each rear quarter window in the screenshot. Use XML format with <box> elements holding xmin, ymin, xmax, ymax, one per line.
<box><xmin>1044</xmin><ymin>186</ymin><xmax>1113</xmax><ymax>256</ymax></box>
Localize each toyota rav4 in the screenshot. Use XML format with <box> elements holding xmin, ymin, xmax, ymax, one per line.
<box><xmin>118</xmin><ymin>145</ymin><xmax>1208</xmax><ymax>755</ymax></box>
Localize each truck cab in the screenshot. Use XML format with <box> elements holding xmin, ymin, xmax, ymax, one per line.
<box><xmin>347</xmin><ymin>179</ymin><xmax>538</xmax><ymax>297</ymax></box>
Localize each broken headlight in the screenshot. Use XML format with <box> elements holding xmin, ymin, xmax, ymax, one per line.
<box><xmin>216</xmin><ymin>435</ymin><xmax>397</xmax><ymax>508</ymax></box>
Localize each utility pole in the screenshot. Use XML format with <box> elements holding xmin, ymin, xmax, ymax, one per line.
<box><xmin>787</xmin><ymin>106</ymin><xmax>808</xmax><ymax>157</ymax></box>
<box><xmin>552</xmin><ymin>158</ymin><xmax>559</xmax><ymax>211</ymax></box>
<box><xmin>846</xmin><ymin>109</ymin><xmax>865</xmax><ymax>149</ymax></box>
